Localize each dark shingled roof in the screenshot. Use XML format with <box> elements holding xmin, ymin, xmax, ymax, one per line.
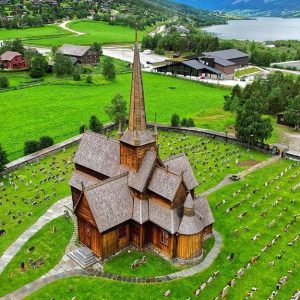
<box><xmin>213</xmin><ymin>57</ymin><xmax>235</xmax><ymax>67</ymax></box>
<box><xmin>128</xmin><ymin>151</ymin><xmax>157</xmax><ymax>192</ymax></box>
<box><xmin>0</xmin><ymin>51</ymin><xmax>22</xmax><ymax>61</ymax></box>
<box><xmin>59</xmin><ymin>44</ymin><xmax>91</xmax><ymax>57</ymax></box>
<box><xmin>148</xmin><ymin>166</ymin><xmax>181</xmax><ymax>202</ymax></box>
<box><xmin>121</xmin><ymin>129</ymin><xmax>155</xmax><ymax>146</ymax></box>
<box><xmin>85</xmin><ymin>174</ymin><xmax>133</xmax><ymax>233</ymax></box>
<box><xmin>132</xmin><ymin>198</ymin><xmax>149</xmax><ymax>224</ymax></box>
<box><xmin>204</xmin><ymin>49</ymin><xmax>249</xmax><ymax>60</ymax></box>
<box><xmin>74</xmin><ymin>131</ymin><xmax>127</xmax><ymax>178</ymax></box>
<box><xmin>182</xmin><ymin>60</ymin><xmax>223</xmax><ymax>75</ymax></box>
<box><xmin>194</xmin><ymin>196</ymin><xmax>215</xmax><ymax>227</ymax></box>
<box><xmin>149</xmin><ymin>199</ymin><xmax>180</xmax><ymax>234</ymax></box>
<box><xmin>164</xmin><ymin>154</ymin><xmax>198</xmax><ymax>191</ymax></box>
<box><xmin>69</xmin><ymin>170</ymin><xmax>100</xmax><ymax>191</ymax></box>
<box><xmin>178</xmin><ymin>214</ymin><xmax>204</xmax><ymax>235</ymax></box>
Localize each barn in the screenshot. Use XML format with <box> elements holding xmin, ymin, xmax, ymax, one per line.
<box><xmin>0</xmin><ymin>51</ymin><xmax>27</xmax><ymax>70</ymax></box>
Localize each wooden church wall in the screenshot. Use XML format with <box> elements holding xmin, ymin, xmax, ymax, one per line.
<box><xmin>177</xmin><ymin>233</ymin><xmax>202</xmax><ymax>260</ymax></box>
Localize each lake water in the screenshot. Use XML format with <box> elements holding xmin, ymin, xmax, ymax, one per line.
<box><xmin>204</xmin><ymin>17</ymin><xmax>300</xmax><ymax>41</ymax></box>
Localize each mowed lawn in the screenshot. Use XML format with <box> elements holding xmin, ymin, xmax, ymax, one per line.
<box><xmin>1</xmin><ymin>73</ymin><xmax>229</xmax><ymax>160</ymax></box>
<box><xmin>25</xmin><ymin>20</ymin><xmax>146</xmax><ymax>46</ymax></box>
<box><xmin>0</xmin><ymin>25</ymin><xmax>69</xmax><ymax>41</ymax></box>
<box><xmin>25</xmin><ymin>159</ymin><xmax>300</xmax><ymax>300</ymax></box>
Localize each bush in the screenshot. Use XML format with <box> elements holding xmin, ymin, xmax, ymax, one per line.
<box><xmin>29</xmin><ymin>54</ymin><xmax>47</xmax><ymax>78</ymax></box>
<box><xmin>39</xmin><ymin>136</ymin><xmax>54</xmax><ymax>149</ymax></box>
<box><xmin>171</xmin><ymin>113</ymin><xmax>180</xmax><ymax>127</ymax></box>
<box><xmin>24</xmin><ymin>140</ymin><xmax>41</xmax><ymax>155</ymax></box>
<box><xmin>0</xmin><ymin>76</ymin><xmax>9</xmax><ymax>88</ymax></box>
<box><xmin>0</xmin><ymin>144</ymin><xmax>8</xmax><ymax>172</ymax></box>
<box><xmin>102</xmin><ymin>57</ymin><xmax>116</xmax><ymax>80</ymax></box>
<box><xmin>187</xmin><ymin>118</ymin><xmax>195</xmax><ymax>127</ymax></box>
<box><xmin>181</xmin><ymin>118</ymin><xmax>188</xmax><ymax>127</ymax></box>
<box><xmin>79</xmin><ymin>123</ymin><xmax>86</xmax><ymax>134</ymax></box>
<box><xmin>73</xmin><ymin>69</ymin><xmax>81</xmax><ymax>81</ymax></box>
<box><xmin>89</xmin><ymin>115</ymin><xmax>103</xmax><ymax>133</ymax></box>
<box><xmin>86</xmin><ymin>75</ymin><xmax>92</xmax><ymax>84</ymax></box>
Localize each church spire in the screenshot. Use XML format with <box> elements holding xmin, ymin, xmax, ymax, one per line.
<box><xmin>128</xmin><ymin>29</ymin><xmax>147</xmax><ymax>132</ymax></box>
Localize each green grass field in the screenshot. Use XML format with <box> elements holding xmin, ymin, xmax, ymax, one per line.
<box><xmin>235</xmin><ymin>67</ymin><xmax>262</xmax><ymax>78</ymax></box>
<box><xmin>0</xmin><ymin>216</ymin><xmax>74</xmax><ymax>297</ymax></box>
<box><xmin>0</xmin><ymin>73</ymin><xmax>229</xmax><ymax>160</ymax></box>
<box><xmin>24</xmin><ymin>159</ymin><xmax>300</xmax><ymax>300</ymax></box>
<box><xmin>0</xmin><ymin>25</ymin><xmax>70</xmax><ymax>41</ymax></box>
<box><xmin>25</xmin><ymin>20</ymin><xmax>146</xmax><ymax>46</ymax></box>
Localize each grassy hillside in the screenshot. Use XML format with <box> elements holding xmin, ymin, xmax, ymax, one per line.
<box><xmin>0</xmin><ymin>73</ymin><xmax>229</xmax><ymax>161</ymax></box>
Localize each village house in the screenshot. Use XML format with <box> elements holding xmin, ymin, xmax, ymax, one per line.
<box><xmin>58</xmin><ymin>44</ymin><xmax>100</xmax><ymax>65</ymax></box>
<box><xmin>0</xmin><ymin>51</ymin><xmax>28</xmax><ymax>70</ymax></box>
<box><xmin>69</xmin><ymin>34</ymin><xmax>214</xmax><ymax>262</ymax></box>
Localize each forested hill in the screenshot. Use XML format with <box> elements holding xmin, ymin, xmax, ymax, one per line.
<box><xmin>173</xmin><ymin>0</ymin><xmax>300</xmax><ymax>17</ymax></box>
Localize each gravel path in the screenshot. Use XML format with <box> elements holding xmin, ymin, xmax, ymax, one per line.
<box><xmin>59</xmin><ymin>20</ymin><xmax>86</xmax><ymax>36</ymax></box>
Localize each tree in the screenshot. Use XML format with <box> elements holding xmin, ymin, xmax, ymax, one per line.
<box><xmin>24</xmin><ymin>140</ymin><xmax>41</xmax><ymax>155</ymax></box>
<box><xmin>53</xmin><ymin>52</ymin><xmax>73</xmax><ymax>77</ymax></box>
<box><xmin>235</xmin><ymin>92</ymin><xmax>273</xmax><ymax>145</ymax></box>
<box><xmin>79</xmin><ymin>123</ymin><xmax>86</xmax><ymax>134</ymax></box>
<box><xmin>86</xmin><ymin>75</ymin><xmax>92</xmax><ymax>83</ymax></box>
<box><xmin>181</xmin><ymin>118</ymin><xmax>188</xmax><ymax>127</ymax></box>
<box><xmin>73</xmin><ymin>69</ymin><xmax>81</xmax><ymax>81</ymax></box>
<box><xmin>91</xmin><ymin>42</ymin><xmax>102</xmax><ymax>55</ymax></box>
<box><xmin>171</xmin><ymin>113</ymin><xmax>180</xmax><ymax>127</ymax></box>
<box><xmin>89</xmin><ymin>115</ymin><xmax>103</xmax><ymax>133</ymax></box>
<box><xmin>224</xmin><ymin>85</ymin><xmax>242</xmax><ymax>112</ymax></box>
<box><xmin>187</xmin><ymin>118</ymin><xmax>195</xmax><ymax>127</ymax></box>
<box><xmin>285</xmin><ymin>96</ymin><xmax>300</xmax><ymax>130</ymax></box>
<box><xmin>102</xmin><ymin>57</ymin><xmax>116</xmax><ymax>80</ymax></box>
<box><xmin>104</xmin><ymin>94</ymin><xmax>127</xmax><ymax>125</ymax></box>
<box><xmin>0</xmin><ymin>76</ymin><xmax>9</xmax><ymax>88</ymax></box>
<box><xmin>29</xmin><ymin>54</ymin><xmax>47</xmax><ymax>78</ymax></box>
<box><xmin>0</xmin><ymin>144</ymin><xmax>8</xmax><ymax>172</ymax></box>
<box><xmin>39</xmin><ymin>136</ymin><xmax>54</xmax><ymax>149</ymax></box>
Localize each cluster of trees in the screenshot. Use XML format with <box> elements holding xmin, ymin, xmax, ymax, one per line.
<box><xmin>24</xmin><ymin>136</ymin><xmax>54</xmax><ymax>155</ymax></box>
<box><xmin>142</xmin><ymin>31</ymin><xmax>219</xmax><ymax>54</ymax></box>
<box><xmin>224</xmin><ymin>72</ymin><xmax>300</xmax><ymax>143</ymax></box>
<box><xmin>171</xmin><ymin>114</ymin><xmax>195</xmax><ymax>127</ymax></box>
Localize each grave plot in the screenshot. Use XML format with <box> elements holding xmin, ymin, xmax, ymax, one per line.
<box><xmin>0</xmin><ymin>145</ymin><xmax>76</xmax><ymax>256</ymax></box>
<box><xmin>0</xmin><ymin>216</ymin><xmax>74</xmax><ymax>297</ymax></box>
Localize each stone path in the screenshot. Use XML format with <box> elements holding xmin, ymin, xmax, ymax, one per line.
<box><xmin>2</xmin><ymin>229</ymin><xmax>222</xmax><ymax>299</ymax></box>
<box><xmin>0</xmin><ymin>197</ymin><xmax>72</xmax><ymax>274</ymax></box>
<box><xmin>200</xmin><ymin>155</ymin><xmax>280</xmax><ymax>198</ymax></box>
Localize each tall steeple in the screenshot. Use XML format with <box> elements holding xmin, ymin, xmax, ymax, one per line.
<box><xmin>128</xmin><ymin>30</ymin><xmax>147</xmax><ymax>132</ymax></box>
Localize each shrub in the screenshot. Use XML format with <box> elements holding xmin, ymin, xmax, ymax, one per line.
<box><xmin>73</xmin><ymin>69</ymin><xmax>81</xmax><ymax>81</ymax></box>
<box><xmin>0</xmin><ymin>76</ymin><xmax>9</xmax><ymax>88</ymax></box>
<box><xmin>39</xmin><ymin>136</ymin><xmax>54</xmax><ymax>149</ymax></box>
<box><xmin>171</xmin><ymin>113</ymin><xmax>180</xmax><ymax>127</ymax></box>
<box><xmin>181</xmin><ymin>118</ymin><xmax>188</xmax><ymax>127</ymax></box>
<box><xmin>89</xmin><ymin>115</ymin><xmax>103</xmax><ymax>133</ymax></box>
<box><xmin>24</xmin><ymin>141</ymin><xmax>41</xmax><ymax>155</ymax></box>
<box><xmin>29</xmin><ymin>54</ymin><xmax>47</xmax><ymax>78</ymax></box>
<box><xmin>102</xmin><ymin>57</ymin><xmax>116</xmax><ymax>80</ymax></box>
<box><xmin>79</xmin><ymin>123</ymin><xmax>86</xmax><ymax>134</ymax></box>
<box><xmin>187</xmin><ymin>118</ymin><xmax>195</xmax><ymax>127</ymax></box>
<box><xmin>0</xmin><ymin>144</ymin><xmax>8</xmax><ymax>172</ymax></box>
<box><xmin>86</xmin><ymin>75</ymin><xmax>92</xmax><ymax>84</ymax></box>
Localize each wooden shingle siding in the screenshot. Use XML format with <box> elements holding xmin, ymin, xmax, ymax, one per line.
<box><xmin>177</xmin><ymin>233</ymin><xmax>202</xmax><ymax>259</ymax></box>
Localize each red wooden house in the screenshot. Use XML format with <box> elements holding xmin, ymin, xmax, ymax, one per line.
<box><xmin>0</xmin><ymin>51</ymin><xmax>28</xmax><ymax>70</ymax></box>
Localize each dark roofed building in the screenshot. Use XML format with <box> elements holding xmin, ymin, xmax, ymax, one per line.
<box><xmin>59</xmin><ymin>44</ymin><xmax>99</xmax><ymax>65</ymax></box>
<box><xmin>70</xmin><ymin>32</ymin><xmax>214</xmax><ymax>261</ymax></box>
<box><xmin>203</xmin><ymin>49</ymin><xmax>250</xmax><ymax>68</ymax></box>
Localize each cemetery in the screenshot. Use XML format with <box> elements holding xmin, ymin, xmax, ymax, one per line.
<box><xmin>0</xmin><ymin>127</ymin><xmax>299</xmax><ymax>299</ymax></box>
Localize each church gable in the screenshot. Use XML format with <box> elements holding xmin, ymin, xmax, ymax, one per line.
<box><xmin>75</xmin><ymin>194</ymin><xmax>97</xmax><ymax>228</ymax></box>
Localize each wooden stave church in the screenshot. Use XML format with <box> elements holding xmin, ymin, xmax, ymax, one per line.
<box><xmin>69</xmin><ymin>35</ymin><xmax>214</xmax><ymax>261</ymax></box>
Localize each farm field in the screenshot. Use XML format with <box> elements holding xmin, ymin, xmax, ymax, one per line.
<box><xmin>0</xmin><ymin>73</ymin><xmax>230</xmax><ymax>161</ymax></box>
<box><xmin>0</xmin><ymin>130</ymin><xmax>267</xmax><ymax>259</ymax></box>
<box><xmin>0</xmin><ymin>25</ymin><xmax>70</xmax><ymax>41</ymax></box>
<box><xmin>24</xmin><ymin>158</ymin><xmax>300</xmax><ymax>300</ymax></box>
<box><xmin>25</xmin><ymin>20</ymin><xmax>146</xmax><ymax>46</ymax></box>
<box><xmin>0</xmin><ymin>216</ymin><xmax>74</xmax><ymax>297</ymax></box>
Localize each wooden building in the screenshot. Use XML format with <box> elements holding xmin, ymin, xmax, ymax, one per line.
<box><xmin>70</xmin><ymin>33</ymin><xmax>214</xmax><ymax>262</ymax></box>
<box><xmin>59</xmin><ymin>44</ymin><xmax>99</xmax><ymax>65</ymax></box>
<box><xmin>0</xmin><ymin>51</ymin><xmax>27</xmax><ymax>70</ymax></box>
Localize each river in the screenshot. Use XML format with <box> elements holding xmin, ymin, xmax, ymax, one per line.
<box><xmin>203</xmin><ymin>17</ymin><xmax>300</xmax><ymax>41</ymax></box>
